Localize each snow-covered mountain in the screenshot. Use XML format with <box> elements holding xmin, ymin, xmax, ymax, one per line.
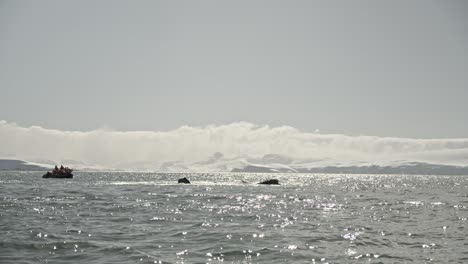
<box><xmin>0</xmin><ymin>159</ymin><xmax>51</xmax><ymax>171</ymax></box>
<box><xmin>2</xmin><ymin>153</ymin><xmax>468</xmax><ymax>175</ymax></box>
<box><xmin>232</xmin><ymin>161</ymin><xmax>468</xmax><ymax>175</ymax></box>
<box><xmin>156</xmin><ymin>153</ymin><xmax>468</xmax><ymax>175</ymax></box>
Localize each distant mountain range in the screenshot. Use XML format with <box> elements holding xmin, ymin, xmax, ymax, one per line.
<box><xmin>0</xmin><ymin>159</ymin><xmax>50</xmax><ymax>171</ymax></box>
<box><xmin>2</xmin><ymin>155</ymin><xmax>468</xmax><ymax>175</ymax></box>
<box><xmin>231</xmin><ymin>162</ymin><xmax>468</xmax><ymax>175</ymax></box>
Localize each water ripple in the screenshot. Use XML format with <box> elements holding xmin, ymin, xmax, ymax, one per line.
<box><xmin>1</xmin><ymin>172</ymin><xmax>467</xmax><ymax>263</ymax></box>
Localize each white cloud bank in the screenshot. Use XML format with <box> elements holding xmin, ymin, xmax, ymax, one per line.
<box><xmin>1</xmin><ymin>120</ymin><xmax>468</xmax><ymax>170</ymax></box>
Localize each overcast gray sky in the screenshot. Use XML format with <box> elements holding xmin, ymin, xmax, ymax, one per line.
<box><xmin>1</xmin><ymin>0</ymin><xmax>467</xmax><ymax>138</ymax></box>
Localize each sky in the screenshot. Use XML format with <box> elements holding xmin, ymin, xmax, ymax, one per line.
<box><xmin>1</xmin><ymin>1</ymin><xmax>468</xmax><ymax>139</ymax></box>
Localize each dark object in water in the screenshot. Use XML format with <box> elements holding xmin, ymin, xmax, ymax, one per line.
<box><xmin>258</xmin><ymin>179</ymin><xmax>279</xmax><ymax>185</ymax></box>
<box><xmin>43</xmin><ymin>165</ymin><xmax>73</xmax><ymax>178</ymax></box>
<box><xmin>178</xmin><ymin>177</ymin><xmax>190</xmax><ymax>184</ymax></box>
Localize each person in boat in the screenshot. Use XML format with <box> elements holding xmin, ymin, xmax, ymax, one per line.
<box><xmin>54</xmin><ymin>165</ymin><xmax>59</xmax><ymax>173</ymax></box>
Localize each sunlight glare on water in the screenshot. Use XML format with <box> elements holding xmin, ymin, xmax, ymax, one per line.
<box><xmin>0</xmin><ymin>172</ymin><xmax>467</xmax><ymax>263</ymax></box>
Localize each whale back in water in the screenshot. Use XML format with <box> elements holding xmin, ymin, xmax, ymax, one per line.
<box><xmin>178</xmin><ymin>177</ymin><xmax>190</xmax><ymax>184</ymax></box>
<box><xmin>258</xmin><ymin>179</ymin><xmax>280</xmax><ymax>185</ymax></box>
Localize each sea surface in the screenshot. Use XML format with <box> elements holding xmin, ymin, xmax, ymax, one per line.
<box><xmin>0</xmin><ymin>172</ymin><xmax>467</xmax><ymax>264</ymax></box>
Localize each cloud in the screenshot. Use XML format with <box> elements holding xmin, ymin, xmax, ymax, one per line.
<box><xmin>1</xmin><ymin>120</ymin><xmax>468</xmax><ymax>169</ymax></box>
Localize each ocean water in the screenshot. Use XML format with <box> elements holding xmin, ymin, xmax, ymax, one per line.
<box><xmin>0</xmin><ymin>172</ymin><xmax>467</xmax><ymax>264</ymax></box>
